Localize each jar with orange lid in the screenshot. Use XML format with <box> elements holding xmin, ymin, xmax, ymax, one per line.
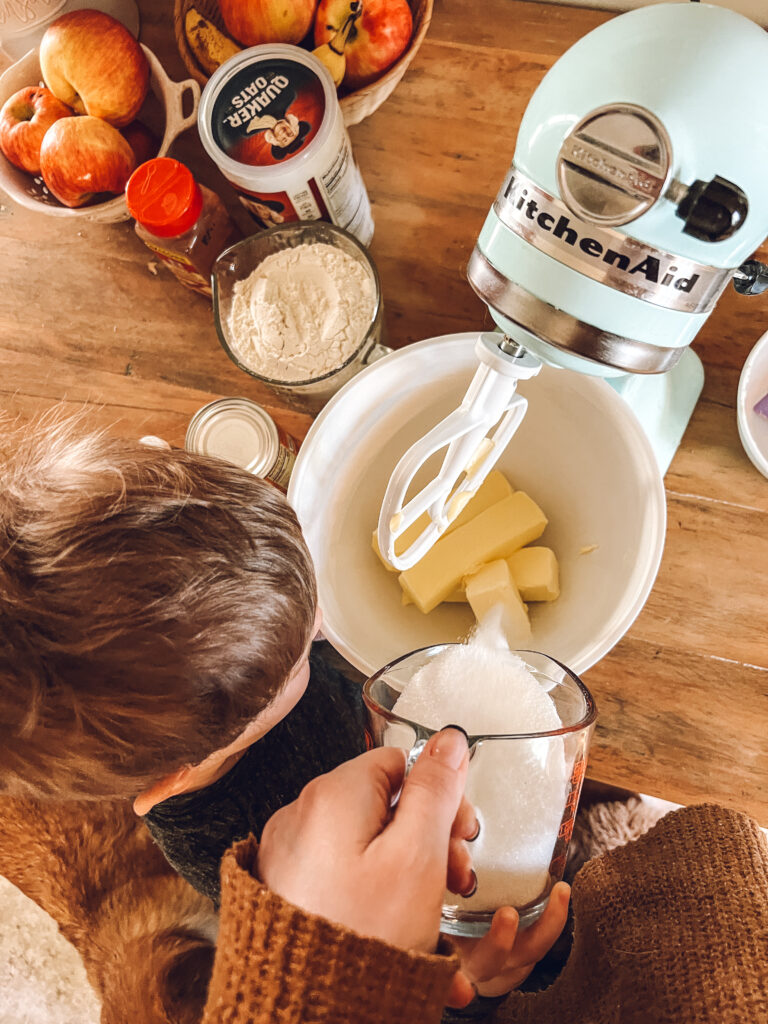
<box><xmin>126</xmin><ymin>157</ymin><xmax>242</xmax><ymax>298</ymax></box>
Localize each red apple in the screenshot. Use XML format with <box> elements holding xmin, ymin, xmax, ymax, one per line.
<box><xmin>219</xmin><ymin>0</ymin><xmax>317</xmax><ymax>46</ymax></box>
<box><xmin>40</xmin><ymin>10</ymin><xmax>149</xmax><ymax>129</ymax></box>
<box><xmin>0</xmin><ymin>86</ymin><xmax>73</xmax><ymax>174</ymax></box>
<box><xmin>120</xmin><ymin>120</ymin><xmax>159</xmax><ymax>166</ymax></box>
<box><xmin>314</xmin><ymin>0</ymin><xmax>412</xmax><ymax>90</ymax></box>
<box><xmin>40</xmin><ymin>115</ymin><xmax>136</xmax><ymax>208</ymax></box>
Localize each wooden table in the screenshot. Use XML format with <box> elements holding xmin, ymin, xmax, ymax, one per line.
<box><xmin>1</xmin><ymin>0</ymin><xmax>767</xmax><ymax>821</ymax></box>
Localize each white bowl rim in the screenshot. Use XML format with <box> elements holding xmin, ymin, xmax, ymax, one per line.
<box><xmin>737</xmin><ymin>328</ymin><xmax>768</xmax><ymax>480</ymax></box>
<box><xmin>289</xmin><ymin>331</ymin><xmax>668</xmax><ymax>677</ymax></box>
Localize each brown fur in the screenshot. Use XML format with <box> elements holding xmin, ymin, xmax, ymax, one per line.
<box><xmin>0</xmin><ymin>796</ymin><xmax>217</xmax><ymax>1024</ymax></box>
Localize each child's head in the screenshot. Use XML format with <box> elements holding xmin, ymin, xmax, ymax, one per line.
<box><xmin>0</xmin><ymin>415</ymin><xmax>317</xmax><ymax>801</ymax></box>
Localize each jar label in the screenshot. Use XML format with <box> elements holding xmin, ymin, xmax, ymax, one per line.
<box><xmin>235</xmin><ymin>143</ymin><xmax>373</xmax><ymax>243</ymax></box>
<box><xmin>267</xmin><ymin>441</ymin><xmax>297</xmax><ymax>492</ymax></box>
<box><xmin>210</xmin><ymin>57</ymin><xmax>326</xmax><ymax>168</ymax></box>
<box><xmin>143</xmin><ymin>241</ymin><xmax>212</xmax><ymax>298</ymax></box>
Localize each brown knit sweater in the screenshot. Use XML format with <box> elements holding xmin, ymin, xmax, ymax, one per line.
<box><xmin>499</xmin><ymin>802</ymin><xmax>768</xmax><ymax>1024</ymax></box>
<box><xmin>201</xmin><ymin>836</ymin><xmax>460</xmax><ymax>1024</ymax></box>
<box><xmin>203</xmin><ymin>804</ymin><xmax>768</xmax><ymax>1024</ymax></box>
<box><xmin>2</xmin><ymin>799</ymin><xmax>767</xmax><ymax>1023</ymax></box>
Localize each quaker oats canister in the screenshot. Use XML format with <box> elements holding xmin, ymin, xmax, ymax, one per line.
<box><xmin>197</xmin><ymin>44</ymin><xmax>373</xmax><ymax>244</ymax></box>
<box><xmin>185</xmin><ymin>398</ymin><xmax>298</xmax><ymax>492</ymax></box>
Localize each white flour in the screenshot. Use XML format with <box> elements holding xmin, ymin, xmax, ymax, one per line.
<box><xmin>227</xmin><ymin>242</ymin><xmax>375</xmax><ymax>382</ymax></box>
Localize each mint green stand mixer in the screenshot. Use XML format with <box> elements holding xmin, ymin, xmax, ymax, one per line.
<box><xmin>379</xmin><ymin>1</ymin><xmax>768</xmax><ymax>571</ymax></box>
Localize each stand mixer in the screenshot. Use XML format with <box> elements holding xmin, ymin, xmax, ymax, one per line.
<box><xmin>379</xmin><ymin>1</ymin><xmax>768</xmax><ymax>571</ymax></box>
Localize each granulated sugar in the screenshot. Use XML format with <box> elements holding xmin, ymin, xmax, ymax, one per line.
<box><xmin>227</xmin><ymin>242</ymin><xmax>375</xmax><ymax>382</ymax></box>
<box><xmin>394</xmin><ymin>644</ymin><xmax>560</xmax><ymax>735</ymax></box>
<box><xmin>393</xmin><ymin>618</ymin><xmax>567</xmax><ymax>910</ymax></box>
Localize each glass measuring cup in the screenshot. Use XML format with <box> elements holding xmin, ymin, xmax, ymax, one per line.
<box><xmin>363</xmin><ymin>645</ymin><xmax>596</xmax><ymax>937</ymax></box>
<box><xmin>212</xmin><ymin>222</ymin><xmax>386</xmax><ymax>415</ymax></box>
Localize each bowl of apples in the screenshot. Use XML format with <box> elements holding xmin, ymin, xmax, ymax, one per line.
<box><xmin>0</xmin><ymin>9</ymin><xmax>201</xmax><ymax>221</ymax></box>
<box><xmin>174</xmin><ymin>0</ymin><xmax>432</xmax><ymax>126</ymax></box>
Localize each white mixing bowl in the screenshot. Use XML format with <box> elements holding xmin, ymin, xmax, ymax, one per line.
<box><xmin>289</xmin><ymin>333</ymin><xmax>667</xmax><ymax>677</ymax></box>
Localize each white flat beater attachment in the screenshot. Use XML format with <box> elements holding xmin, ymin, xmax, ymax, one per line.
<box><xmin>378</xmin><ymin>333</ymin><xmax>542</xmax><ymax>571</ymax></box>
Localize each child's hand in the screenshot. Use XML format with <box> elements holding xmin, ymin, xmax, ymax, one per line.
<box><xmin>446</xmin><ymin>883</ymin><xmax>571</xmax><ymax>1007</ymax></box>
<box><xmin>257</xmin><ymin>726</ymin><xmax>475</xmax><ymax>955</ymax></box>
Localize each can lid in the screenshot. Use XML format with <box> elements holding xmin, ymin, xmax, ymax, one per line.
<box><xmin>198</xmin><ymin>45</ymin><xmax>336</xmax><ymax>179</ymax></box>
<box><xmin>185</xmin><ymin>398</ymin><xmax>278</xmax><ymax>476</ymax></box>
<box><xmin>126</xmin><ymin>158</ymin><xmax>204</xmax><ymax>238</ymax></box>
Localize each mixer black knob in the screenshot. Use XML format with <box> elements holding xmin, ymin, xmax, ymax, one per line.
<box><xmin>675</xmin><ymin>175</ymin><xmax>748</xmax><ymax>242</ymax></box>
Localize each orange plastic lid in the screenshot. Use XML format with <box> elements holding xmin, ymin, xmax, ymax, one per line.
<box><xmin>126</xmin><ymin>158</ymin><xmax>203</xmax><ymax>238</ymax></box>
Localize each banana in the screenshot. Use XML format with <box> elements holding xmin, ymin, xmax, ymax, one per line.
<box><xmin>312</xmin><ymin>40</ymin><xmax>347</xmax><ymax>87</ymax></box>
<box><xmin>312</xmin><ymin>2</ymin><xmax>361</xmax><ymax>88</ymax></box>
<box><xmin>185</xmin><ymin>7</ymin><xmax>241</xmax><ymax>76</ymax></box>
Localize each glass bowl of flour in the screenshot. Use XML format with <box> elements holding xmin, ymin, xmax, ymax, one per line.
<box><xmin>363</xmin><ymin>638</ymin><xmax>596</xmax><ymax>936</ymax></box>
<box><xmin>213</xmin><ymin>222</ymin><xmax>384</xmax><ymax>414</ymax></box>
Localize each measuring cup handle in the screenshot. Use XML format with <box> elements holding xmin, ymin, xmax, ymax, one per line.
<box><xmin>363</xmin><ymin>343</ymin><xmax>392</xmax><ymax>366</ymax></box>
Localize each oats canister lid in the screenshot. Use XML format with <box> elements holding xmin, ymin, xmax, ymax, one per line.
<box><xmin>198</xmin><ymin>44</ymin><xmax>339</xmax><ymax>182</ymax></box>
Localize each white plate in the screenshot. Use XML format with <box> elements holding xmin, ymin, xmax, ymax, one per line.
<box><xmin>289</xmin><ymin>333</ymin><xmax>667</xmax><ymax>678</ymax></box>
<box><xmin>737</xmin><ymin>329</ymin><xmax>768</xmax><ymax>479</ymax></box>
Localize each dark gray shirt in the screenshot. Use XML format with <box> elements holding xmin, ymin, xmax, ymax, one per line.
<box><xmin>143</xmin><ymin>644</ymin><xmax>367</xmax><ymax>907</ymax></box>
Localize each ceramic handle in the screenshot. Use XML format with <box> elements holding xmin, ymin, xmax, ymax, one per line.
<box><xmin>168</xmin><ymin>77</ymin><xmax>201</xmax><ymax>136</ymax></box>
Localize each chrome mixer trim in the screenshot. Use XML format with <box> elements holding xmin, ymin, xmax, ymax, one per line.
<box><xmin>467</xmin><ymin>248</ymin><xmax>687</xmax><ymax>374</ymax></box>
<box><xmin>494</xmin><ymin>166</ymin><xmax>733</xmax><ymax>315</ymax></box>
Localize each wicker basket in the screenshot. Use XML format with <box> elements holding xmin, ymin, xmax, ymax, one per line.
<box><xmin>173</xmin><ymin>0</ymin><xmax>432</xmax><ymax>126</ymax></box>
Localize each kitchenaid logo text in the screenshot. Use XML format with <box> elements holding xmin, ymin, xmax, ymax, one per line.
<box><xmin>566</xmin><ymin>143</ymin><xmax>655</xmax><ymax>196</ymax></box>
<box><xmin>224</xmin><ymin>75</ymin><xmax>290</xmax><ymax>129</ymax></box>
<box><xmin>502</xmin><ymin>174</ymin><xmax>699</xmax><ymax>293</ymax></box>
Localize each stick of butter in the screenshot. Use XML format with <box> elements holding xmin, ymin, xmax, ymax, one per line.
<box><xmin>371</xmin><ymin>470</ymin><xmax>513</xmax><ymax>571</ymax></box>
<box><xmin>465</xmin><ymin>559</ymin><xmax>531</xmax><ymax>648</ymax></box>
<box><xmin>507</xmin><ymin>547</ymin><xmax>560</xmax><ymax>602</ymax></box>
<box><xmin>398</xmin><ymin>491</ymin><xmax>547</xmax><ymax>614</ymax></box>
<box><xmin>438</xmin><ymin>546</ymin><xmax>561</xmax><ymax>605</ymax></box>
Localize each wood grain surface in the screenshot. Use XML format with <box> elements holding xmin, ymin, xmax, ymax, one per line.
<box><xmin>1</xmin><ymin>1</ymin><xmax>766</xmax><ymax>820</ymax></box>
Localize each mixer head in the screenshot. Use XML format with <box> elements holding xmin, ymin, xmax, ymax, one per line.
<box><xmin>468</xmin><ymin>1</ymin><xmax>768</xmax><ymax>377</ymax></box>
<box><xmin>379</xmin><ymin>2</ymin><xmax>768</xmax><ymax>571</ymax></box>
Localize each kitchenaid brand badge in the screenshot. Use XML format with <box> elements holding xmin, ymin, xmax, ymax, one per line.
<box><xmin>495</xmin><ymin>168</ymin><xmax>731</xmax><ymax>314</ymax></box>
<box><xmin>211</xmin><ymin>58</ymin><xmax>326</xmax><ymax>167</ymax></box>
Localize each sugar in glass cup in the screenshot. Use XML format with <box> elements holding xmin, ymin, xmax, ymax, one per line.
<box><xmin>212</xmin><ymin>222</ymin><xmax>385</xmax><ymax>415</ymax></box>
<box><xmin>363</xmin><ymin>645</ymin><xmax>597</xmax><ymax>937</ymax></box>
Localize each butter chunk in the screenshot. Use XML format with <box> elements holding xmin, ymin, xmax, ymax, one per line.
<box><xmin>507</xmin><ymin>547</ymin><xmax>560</xmax><ymax>602</ymax></box>
<box><xmin>399</xmin><ymin>491</ymin><xmax>547</xmax><ymax>614</ymax></box>
<box><xmin>372</xmin><ymin>470</ymin><xmax>513</xmax><ymax>571</ymax></box>
<box><xmin>465</xmin><ymin>559</ymin><xmax>531</xmax><ymax>648</ymax></box>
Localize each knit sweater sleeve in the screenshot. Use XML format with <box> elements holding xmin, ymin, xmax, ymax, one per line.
<box><xmin>202</xmin><ymin>835</ymin><xmax>461</xmax><ymax>1024</ymax></box>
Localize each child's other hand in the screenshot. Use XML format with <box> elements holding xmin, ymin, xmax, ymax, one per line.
<box><xmin>257</xmin><ymin>727</ymin><xmax>474</xmax><ymax>955</ymax></box>
<box><xmin>446</xmin><ymin>883</ymin><xmax>571</xmax><ymax>1007</ymax></box>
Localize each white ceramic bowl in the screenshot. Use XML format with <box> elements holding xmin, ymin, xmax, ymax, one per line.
<box><xmin>0</xmin><ymin>44</ymin><xmax>200</xmax><ymax>222</ymax></box>
<box><xmin>737</xmin><ymin>329</ymin><xmax>768</xmax><ymax>479</ymax></box>
<box><xmin>289</xmin><ymin>333</ymin><xmax>667</xmax><ymax>678</ymax></box>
